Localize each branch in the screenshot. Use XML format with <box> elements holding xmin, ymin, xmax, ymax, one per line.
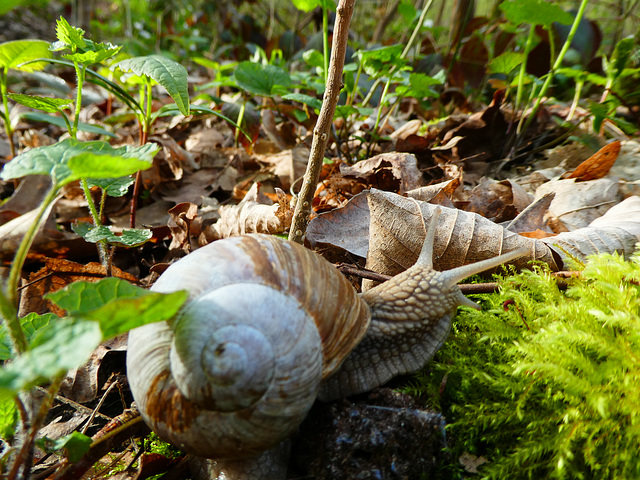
<box><xmin>288</xmin><ymin>0</ymin><xmax>355</xmax><ymax>244</ymax></box>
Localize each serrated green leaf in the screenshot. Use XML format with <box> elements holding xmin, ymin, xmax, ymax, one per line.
<box><xmin>8</xmin><ymin>93</ymin><xmax>72</xmax><ymax>113</ymax></box>
<box><xmin>0</xmin><ymin>139</ymin><xmax>157</xmax><ymax>186</ymax></box>
<box><xmin>357</xmin><ymin>45</ymin><xmax>406</xmax><ymax>77</ymax></box>
<box><xmin>0</xmin><ymin>398</ymin><xmax>18</xmax><ymax>440</ymax></box>
<box><xmin>72</xmin><ymin>223</ymin><xmax>152</xmax><ymax>247</ymax></box>
<box><xmin>488</xmin><ymin>51</ymin><xmax>525</xmax><ymax>75</ymax></box>
<box><xmin>53</xmin><ymin>432</ymin><xmax>92</xmax><ymax>462</ymax></box>
<box><xmin>0</xmin><ymin>313</ymin><xmax>57</xmax><ymax>361</ymax></box>
<box><xmin>46</xmin><ymin>277</ymin><xmax>188</xmax><ymax>339</ymax></box>
<box><xmin>396</xmin><ymin>72</ymin><xmax>441</xmax><ymax>98</ymax></box>
<box><xmin>0</xmin><ymin>40</ymin><xmax>52</xmax><ymax>72</ymax></box>
<box><xmin>0</xmin><ymin>319</ymin><xmax>102</xmax><ymax>400</ymax></box>
<box><xmin>114</xmin><ymin>55</ymin><xmax>190</xmax><ymax>115</ymax></box>
<box><xmin>234</xmin><ymin>61</ymin><xmax>292</xmax><ymax>97</ymax></box>
<box><xmin>55</xmin><ymin>16</ymin><xmax>86</xmax><ymax>50</ymax></box>
<box><xmin>88</xmin><ymin>176</ymin><xmax>135</xmax><ymax>197</ymax></box>
<box><xmin>19</xmin><ymin>111</ymin><xmax>117</xmax><ymax>138</ymax></box>
<box><xmin>499</xmin><ymin>0</ymin><xmax>574</xmax><ymax>26</ymax></box>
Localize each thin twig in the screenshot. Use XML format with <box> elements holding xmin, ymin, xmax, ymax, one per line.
<box><xmin>288</xmin><ymin>0</ymin><xmax>355</xmax><ymax>244</ymax></box>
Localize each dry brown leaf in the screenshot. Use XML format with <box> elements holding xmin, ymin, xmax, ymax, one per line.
<box><xmin>565</xmin><ymin>141</ymin><xmax>621</xmax><ymax>181</ymax></box>
<box><xmin>307</xmin><ymin>190</ymin><xmax>370</xmax><ymax>257</ymax></box>
<box><xmin>18</xmin><ymin>259</ymin><xmax>138</xmax><ymax>317</ymax></box>
<box><xmin>167</xmin><ymin>202</ymin><xmax>199</xmax><ymax>254</ymax></box>
<box><xmin>363</xmin><ymin>190</ymin><xmax>555</xmax><ymax>288</ymax></box>
<box><xmin>205</xmin><ymin>183</ymin><xmax>292</xmax><ymax>241</ymax></box>
<box><xmin>534</xmin><ymin>177</ymin><xmax>621</xmax><ymax>230</ymax></box>
<box><xmin>540</xmin><ymin>196</ymin><xmax>640</xmax><ymax>267</ymax></box>
<box><xmin>339</xmin><ymin>152</ymin><xmax>422</xmax><ymax>194</ymax></box>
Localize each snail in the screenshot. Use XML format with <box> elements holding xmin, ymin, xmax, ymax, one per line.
<box><xmin>126</xmin><ymin>208</ymin><xmax>528</xmax><ymax>479</ymax></box>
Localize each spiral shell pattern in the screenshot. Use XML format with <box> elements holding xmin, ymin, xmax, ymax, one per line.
<box><xmin>127</xmin><ymin>234</ymin><xmax>371</xmax><ymax>458</ymax></box>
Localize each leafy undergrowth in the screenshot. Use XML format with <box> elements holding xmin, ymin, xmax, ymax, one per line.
<box><xmin>410</xmin><ymin>250</ymin><xmax>640</xmax><ymax>479</ymax></box>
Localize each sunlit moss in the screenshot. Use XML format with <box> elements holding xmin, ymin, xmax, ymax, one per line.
<box><xmin>409</xmin><ymin>250</ymin><xmax>640</xmax><ymax>479</ymax></box>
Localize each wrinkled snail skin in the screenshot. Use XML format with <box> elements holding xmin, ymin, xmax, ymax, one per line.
<box><xmin>126</xmin><ymin>209</ymin><xmax>528</xmax><ymax>479</ymax></box>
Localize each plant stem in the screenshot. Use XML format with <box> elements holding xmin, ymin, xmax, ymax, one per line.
<box><xmin>515</xmin><ymin>25</ymin><xmax>536</xmax><ymax>113</ymax></box>
<box><xmin>7</xmin><ymin>376</ymin><xmax>64</xmax><ymax>480</ymax></box>
<box><xmin>72</xmin><ymin>62</ymin><xmax>86</xmax><ymax>138</ymax></box>
<box><xmin>288</xmin><ymin>0</ymin><xmax>355</xmax><ymax>244</ymax></box>
<box><xmin>81</xmin><ymin>179</ymin><xmax>108</xmax><ymax>265</ymax></box>
<box><xmin>4</xmin><ymin>185</ymin><xmax>59</xmax><ymax>311</ymax></box>
<box><xmin>322</xmin><ymin>5</ymin><xmax>329</xmax><ymax>81</ymax></box>
<box><xmin>1</xmin><ymin>68</ymin><xmax>16</xmax><ymax>157</ymax></box>
<box><xmin>518</xmin><ymin>0</ymin><xmax>588</xmax><ymax>137</ymax></box>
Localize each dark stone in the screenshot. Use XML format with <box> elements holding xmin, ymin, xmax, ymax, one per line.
<box><xmin>291</xmin><ymin>389</ymin><xmax>448</xmax><ymax>479</ymax></box>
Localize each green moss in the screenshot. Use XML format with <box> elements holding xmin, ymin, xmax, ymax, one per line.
<box><xmin>410</xmin><ymin>250</ymin><xmax>640</xmax><ymax>479</ymax></box>
<box><xmin>143</xmin><ymin>432</ymin><xmax>182</xmax><ymax>459</ymax></box>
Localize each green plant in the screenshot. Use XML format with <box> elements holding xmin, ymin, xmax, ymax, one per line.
<box><xmin>410</xmin><ymin>251</ymin><xmax>640</xmax><ymax>479</ymax></box>
<box><xmin>0</xmin><ymin>138</ymin><xmax>188</xmax><ymax>477</ymax></box>
<box><xmin>0</xmin><ymin>39</ymin><xmax>52</xmax><ymax>157</ymax></box>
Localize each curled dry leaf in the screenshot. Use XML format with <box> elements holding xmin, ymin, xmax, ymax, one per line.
<box><xmin>339</xmin><ymin>152</ymin><xmax>422</xmax><ymax>194</ymax></box>
<box><xmin>534</xmin><ymin>177</ymin><xmax>621</xmax><ymax>231</ymax></box>
<box><xmin>168</xmin><ymin>202</ymin><xmax>199</xmax><ymax>254</ymax></box>
<box><xmin>564</xmin><ymin>140</ymin><xmax>621</xmax><ymax>181</ymax></box>
<box><xmin>204</xmin><ymin>183</ymin><xmax>292</xmax><ymax>241</ymax></box>
<box><xmin>540</xmin><ymin>196</ymin><xmax>640</xmax><ymax>268</ymax></box>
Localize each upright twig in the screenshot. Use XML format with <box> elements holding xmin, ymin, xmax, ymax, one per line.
<box><xmin>288</xmin><ymin>0</ymin><xmax>355</xmax><ymax>244</ymax></box>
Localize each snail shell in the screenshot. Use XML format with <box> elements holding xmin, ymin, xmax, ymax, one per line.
<box><xmin>127</xmin><ymin>234</ymin><xmax>370</xmax><ymax>458</ymax></box>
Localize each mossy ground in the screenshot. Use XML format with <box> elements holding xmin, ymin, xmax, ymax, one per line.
<box><xmin>408</xmin><ymin>250</ymin><xmax>640</xmax><ymax>479</ymax></box>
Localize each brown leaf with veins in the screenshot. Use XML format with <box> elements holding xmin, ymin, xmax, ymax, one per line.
<box><xmin>565</xmin><ymin>141</ymin><xmax>621</xmax><ymax>181</ymax></box>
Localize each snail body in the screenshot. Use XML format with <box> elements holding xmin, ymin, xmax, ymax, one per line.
<box><xmin>127</xmin><ymin>211</ymin><xmax>527</xmax><ymax>478</ymax></box>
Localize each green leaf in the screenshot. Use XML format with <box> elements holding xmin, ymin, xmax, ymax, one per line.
<box><xmin>88</xmin><ymin>176</ymin><xmax>135</xmax><ymax>197</ymax></box>
<box><xmin>54</xmin><ymin>16</ymin><xmax>86</xmax><ymax>50</ymax></box>
<box><xmin>114</xmin><ymin>55</ymin><xmax>190</xmax><ymax>116</ymax></box>
<box><xmin>396</xmin><ymin>72</ymin><xmax>441</xmax><ymax>98</ymax></box>
<box><xmin>335</xmin><ymin>105</ymin><xmax>373</xmax><ymax>118</ymax></box>
<box><xmin>283</xmin><ymin>93</ymin><xmax>323</xmax><ymax>110</ymax></box>
<box><xmin>302</xmin><ymin>49</ymin><xmax>324</xmax><ymax>69</ymax></box>
<box><xmin>67</xmin><ymin>151</ymin><xmax>155</xmax><ymax>180</ymax></box>
<box><xmin>398</xmin><ymin>0</ymin><xmax>417</xmax><ymax>22</ymax></box>
<box><xmin>0</xmin><ymin>40</ymin><xmax>52</xmax><ymax>72</ymax></box>
<box><xmin>0</xmin><ymin>398</ymin><xmax>18</xmax><ymax>440</ymax></box>
<box><xmin>8</xmin><ymin>93</ymin><xmax>72</xmax><ymax>113</ymax></box>
<box><xmin>291</xmin><ymin>0</ymin><xmax>321</xmax><ymax>12</ymax></box>
<box><xmin>488</xmin><ymin>51</ymin><xmax>526</xmax><ymax>75</ymax></box>
<box><xmin>46</xmin><ymin>277</ymin><xmax>188</xmax><ymax>339</ymax></box>
<box><xmin>234</xmin><ymin>61</ymin><xmax>292</xmax><ymax>97</ymax></box>
<box><xmin>19</xmin><ymin>111</ymin><xmax>117</xmax><ymax>138</ymax></box>
<box><xmin>0</xmin><ymin>319</ymin><xmax>102</xmax><ymax>400</ymax></box>
<box><xmin>0</xmin><ymin>313</ymin><xmax>57</xmax><ymax>361</ymax></box>
<box><xmin>608</xmin><ymin>37</ymin><xmax>635</xmax><ymax>81</ymax></box>
<box><xmin>499</xmin><ymin>0</ymin><xmax>574</xmax><ymax>26</ymax></box>
<box><xmin>0</xmin><ymin>0</ymin><xmax>23</xmax><ymax>15</ymax></box>
<box><xmin>53</xmin><ymin>432</ymin><xmax>92</xmax><ymax>462</ymax></box>
<box><xmin>72</xmin><ymin>223</ymin><xmax>152</xmax><ymax>247</ymax></box>
<box><xmin>0</xmin><ymin>139</ymin><xmax>158</xmax><ymax>186</ymax></box>
<box><xmin>357</xmin><ymin>45</ymin><xmax>406</xmax><ymax>77</ymax></box>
